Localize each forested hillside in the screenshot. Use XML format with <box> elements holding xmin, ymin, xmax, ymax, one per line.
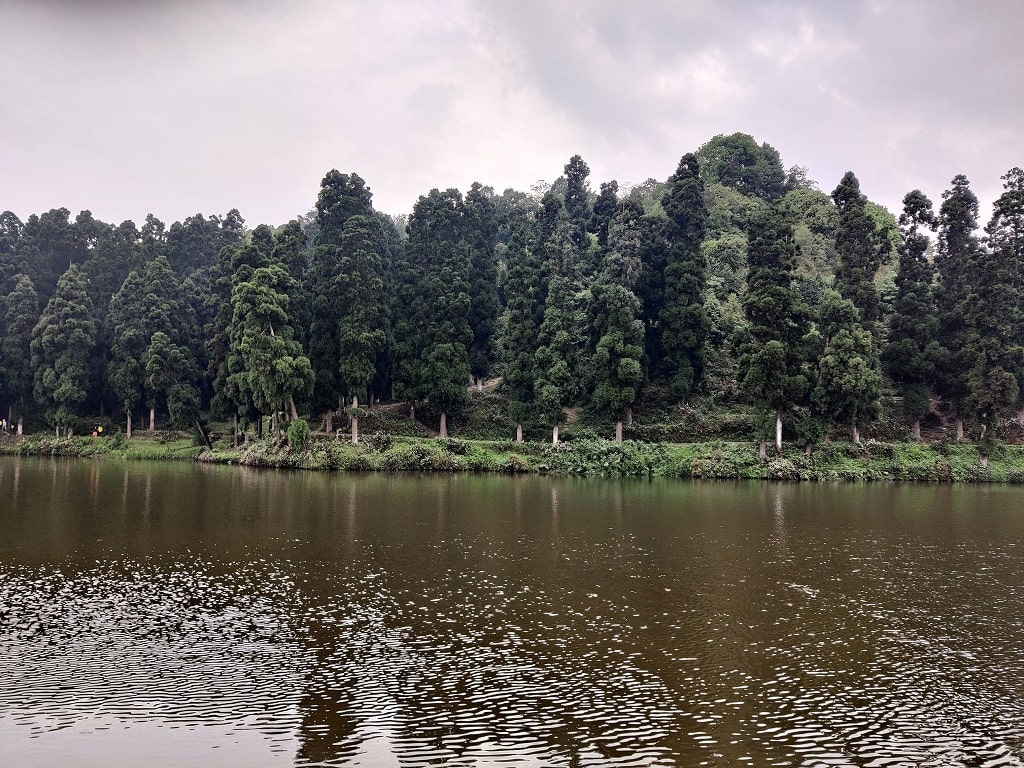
<box><xmin>2</xmin><ymin>132</ymin><xmax>1022</xmax><ymax>454</ymax></box>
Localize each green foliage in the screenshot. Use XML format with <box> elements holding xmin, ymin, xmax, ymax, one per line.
<box><xmin>287</xmin><ymin>418</ymin><xmax>311</xmax><ymax>448</ymax></box>
<box><xmin>696</xmin><ymin>133</ymin><xmax>787</xmax><ymax>202</ymax></box>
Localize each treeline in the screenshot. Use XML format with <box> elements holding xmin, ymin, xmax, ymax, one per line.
<box><xmin>1</xmin><ymin>133</ymin><xmax>1022</xmax><ymax>454</ymax></box>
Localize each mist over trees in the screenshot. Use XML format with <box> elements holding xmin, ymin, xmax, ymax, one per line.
<box><xmin>2</xmin><ymin>132</ymin><xmax>1022</xmax><ymax>451</ymax></box>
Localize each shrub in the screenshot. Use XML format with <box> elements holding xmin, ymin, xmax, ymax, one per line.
<box><xmin>287</xmin><ymin>419</ymin><xmax>311</xmax><ymax>449</ymax></box>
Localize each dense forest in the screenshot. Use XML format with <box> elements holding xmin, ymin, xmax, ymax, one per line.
<box><xmin>2</xmin><ymin>132</ymin><xmax>1022</xmax><ymax>456</ymax></box>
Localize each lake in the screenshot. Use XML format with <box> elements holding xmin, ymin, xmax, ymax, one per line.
<box><xmin>2</xmin><ymin>456</ymin><xmax>1023</xmax><ymax>767</ymax></box>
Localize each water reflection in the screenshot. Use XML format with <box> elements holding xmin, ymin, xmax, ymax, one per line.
<box><xmin>2</xmin><ymin>458</ymin><xmax>1024</xmax><ymax>766</ymax></box>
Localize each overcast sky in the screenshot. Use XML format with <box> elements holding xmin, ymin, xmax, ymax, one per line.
<box><xmin>2</xmin><ymin>0</ymin><xmax>1022</xmax><ymax>229</ymax></box>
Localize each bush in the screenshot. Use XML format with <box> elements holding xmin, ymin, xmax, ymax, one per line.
<box><xmin>363</xmin><ymin>431</ymin><xmax>393</xmax><ymax>452</ymax></box>
<box><xmin>287</xmin><ymin>419</ymin><xmax>311</xmax><ymax>448</ymax></box>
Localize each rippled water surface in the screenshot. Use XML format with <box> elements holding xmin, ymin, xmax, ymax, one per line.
<box><xmin>2</xmin><ymin>457</ymin><xmax>1024</xmax><ymax>767</ymax></box>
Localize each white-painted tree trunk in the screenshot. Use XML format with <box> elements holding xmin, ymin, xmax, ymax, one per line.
<box><xmin>615</xmin><ymin>420</ymin><xmax>623</xmax><ymax>443</ymax></box>
<box><xmin>17</xmin><ymin>415</ymin><xmax>23</xmax><ymax>436</ymax></box>
<box><xmin>552</xmin><ymin>424</ymin><xmax>560</xmax><ymax>445</ymax></box>
<box><xmin>351</xmin><ymin>395</ymin><xmax>359</xmax><ymax>445</ymax></box>
<box><xmin>149</xmin><ymin>406</ymin><xmax>155</xmax><ymax>431</ymax></box>
<box><xmin>516</xmin><ymin>423</ymin><xmax>523</xmax><ymax>443</ymax></box>
<box><xmin>126</xmin><ymin>411</ymin><xmax>132</xmax><ymax>439</ymax></box>
<box><xmin>955</xmin><ymin>418</ymin><xmax>964</xmax><ymax>441</ymax></box>
<box><xmin>852</xmin><ymin>424</ymin><xmax>861</xmax><ymax>444</ymax></box>
<box><xmin>912</xmin><ymin>418</ymin><xmax>921</xmax><ymax>441</ymax></box>
<box><xmin>439</xmin><ymin>410</ymin><xmax>448</xmax><ymax>438</ymax></box>
<box><xmin>775</xmin><ymin>412</ymin><xmax>783</xmax><ymax>452</ymax></box>
<box><xmin>759</xmin><ymin>440</ymin><xmax>767</xmax><ymax>459</ymax></box>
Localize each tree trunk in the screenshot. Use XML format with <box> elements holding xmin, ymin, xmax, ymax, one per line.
<box><xmin>912</xmin><ymin>418</ymin><xmax>921</xmax><ymax>441</ymax></box>
<box><xmin>351</xmin><ymin>395</ymin><xmax>359</xmax><ymax>445</ymax></box>
<box><xmin>477</xmin><ymin>378</ymin><xmax>483</xmax><ymax>393</ymax></box>
<box><xmin>126</xmin><ymin>411</ymin><xmax>132</xmax><ymax>439</ymax></box>
<box><xmin>980</xmin><ymin>455</ymin><xmax>989</xmax><ymax>468</ymax></box>
<box><xmin>759</xmin><ymin>440</ymin><xmax>766</xmax><ymax>459</ymax></box>
<box><xmin>775</xmin><ymin>412</ymin><xmax>783</xmax><ymax>452</ymax></box>
<box><xmin>439</xmin><ymin>410</ymin><xmax>448</xmax><ymax>438</ymax></box>
<box><xmin>17</xmin><ymin>415</ymin><xmax>23</xmax><ymax>436</ymax></box>
<box><xmin>410</xmin><ymin>402</ymin><xmax>415</xmax><ymax>420</ymax></box>
<box><xmin>289</xmin><ymin>397</ymin><xmax>299</xmax><ymax>423</ymax></box>
<box><xmin>955</xmin><ymin>417</ymin><xmax>964</xmax><ymax>441</ymax></box>
<box><xmin>615</xmin><ymin>420</ymin><xmax>623</xmax><ymax>443</ymax></box>
<box><xmin>552</xmin><ymin>424</ymin><xmax>560</xmax><ymax>445</ymax></box>
<box><xmin>852</xmin><ymin>424</ymin><xmax>861</xmax><ymax>444</ymax></box>
<box><xmin>149</xmin><ymin>406</ymin><xmax>155</xmax><ymax>431</ymax></box>
<box><xmin>516</xmin><ymin>422</ymin><xmax>523</xmax><ymax>443</ymax></box>
<box><xmin>325</xmin><ymin>409</ymin><xmax>334</xmax><ymax>434</ymax></box>
<box><xmin>626</xmin><ymin>406</ymin><xmax>633</xmax><ymax>427</ymax></box>
<box><xmin>233</xmin><ymin>413</ymin><xmax>238</xmax><ymax>447</ymax></box>
<box><xmin>805</xmin><ymin>443</ymin><xmax>812</xmax><ymax>458</ymax></box>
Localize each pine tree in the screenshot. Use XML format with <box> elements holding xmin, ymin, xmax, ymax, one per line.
<box><xmin>832</xmin><ymin>171</ymin><xmax>886</xmax><ymax>327</ymax></box>
<box><xmin>1</xmin><ymin>274</ymin><xmax>39</xmax><ymax>433</ymax></box>
<box><xmin>882</xmin><ymin>191</ymin><xmax>942</xmax><ymax>438</ymax></box>
<box><xmin>107</xmin><ymin>270</ymin><xmax>147</xmax><ymax>437</ymax></box>
<box><xmin>589</xmin><ymin>201</ymin><xmax>646</xmax><ymax>441</ymax></box>
<box><xmin>658</xmin><ymin>153</ymin><xmax>709</xmax><ymax>399</ymax></box>
<box><xmin>464</xmin><ymin>182</ymin><xmax>500</xmax><ymax>389</ymax></box>
<box><xmin>398</xmin><ymin>189</ymin><xmax>473</xmax><ymax>437</ymax></box>
<box><xmin>811</xmin><ymin>291</ymin><xmax>882</xmax><ymax>444</ymax></box>
<box><xmin>737</xmin><ymin>205</ymin><xmax>811</xmax><ymax>452</ymax></box>
<box><xmin>30</xmin><ymin>264</ymin><xmax>96</xmax><ymax>434</ymax></box>
<box><xmin>934</xmin><ymin>175</ymin><xmax>982</xmax><ymax>439</ymax></box>
<box><xmin>500</xmin><ymin>206</ymin><xmax>542</xmax><ymax>442</ymax></box>
<box><xmin>335</xmin><ymin>214</ymin><xmax>388</xmax><ymax>442</ymax></box>
<box><xmin>308</xmin><ymin>171</ymin><xmax>375</xmax><ymax>431</ymax></box>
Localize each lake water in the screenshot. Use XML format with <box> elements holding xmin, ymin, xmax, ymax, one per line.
<box><xmin>1</xmin><ymin>456</ymin><xmax>1023</xmax><ymax>767</ymax></box>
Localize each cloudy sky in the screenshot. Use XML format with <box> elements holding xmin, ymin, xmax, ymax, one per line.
<box><xmin>2</xmin><ymin>0</ymin><xmax>1022</xmax><ymax>229</ymax></box>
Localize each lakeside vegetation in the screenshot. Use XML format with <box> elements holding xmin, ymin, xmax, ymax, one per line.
<box><xmin>6</xmin><ymin>429</ymin><xmax>1024</xmax><ymax>483</ymax></box>
<box><xmin>3</xmin><ymin>132</ymin><xmax>1023</xmax><ymax>466</ymax></box>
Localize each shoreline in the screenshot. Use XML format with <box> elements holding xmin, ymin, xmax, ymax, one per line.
<box><xmin>2</xmin><ymin>432</ymin><xmax>1023</xmax><ymax>483</ymax></box>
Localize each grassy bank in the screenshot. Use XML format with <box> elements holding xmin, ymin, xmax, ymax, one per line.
<box><xmin>6</xmin><ymin>431</ymin><xmax>1024</xmax><ymax>482</ymax></box>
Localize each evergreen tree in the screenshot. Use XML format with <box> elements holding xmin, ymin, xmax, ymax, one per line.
<box><xmin>589</xmin><ymin>201</ymin><xmax>646</xmax><ymax>441</ymax></box>
<box><xmin>882</xmin><ymin>190</ymin><xmax>942</xmax><ymax>438</ymax></box>
<box><xmin>398</xmin><ymin>189</ymin><xmax>473</xmax><ymax>436</ymax></box>
<box><xmin>934</xmin><ymin>174</ymin><xmax>982</xmax><ymax>439</ymax></box>
<box><xmin>658</xmin><ymin>153</ymin><xmax>709</xmax><ymax>399</ymax></box>
<box><xmin>811</xmin><ymin>291</ymin><xmax>882</xmax><ymax>444</ymax></box>
<box><xmin>107</xmin><ymin>270</ymin><xmax>147</xmax><ymax>436</ymax></box>
<box><xmin>832</xmin><ymin>171</ymin><xmax>886</xmax><ymax>327</ymax></box>
<box><xmin>534</xmin><ymin>200</ymin><xmax>589</xmax><ymax>444</ymax></box>
<box><xmin>563</xmin><ymin>155</ymin><xmax>593</xmax><ymax>256</ymax></box>
<box><xmin>335</xmin><ymin>214</ymin><xmax>388</xmax><ymax>442</ymax></box>
<box><xmin>696</xmin><ymin>133</ymin><xmax>787</xmax><ymax>202</ymax></box>
<box><xmin>230</xmin><ymin>261</ymin><xmax>314</xmax><ymax>434</ymax></box>
<box><xmin>499</xmin><ymin>206</ymin><xmax>542</xmax><ymax>441</ymax></box>
<box><xmin>1</xmin><ymin>274</ymin><xmax>39</xmax><ymax>433</ymax></box>
<box><xmin>30</xmin><ymin>264</ymin><xmax>96</xmax><ymax>434</ymax></box>
<box><xmin>590</xmin><ymin>180</ymin><xmax>619</xmax><ymax>248</ymax></box>
<box><xmin>464</xmin><ymin>182</ymin><xmax>500</xmax><ymax>389</ymax></box>
<box><xmin>737</xmin><ymin>205</ymin><xmax>811</xmax><ymax>452</ymax></box>
<box><xmin>308</xmin><ymin>171</ymin><xmax>375</xmax><ymax>430</ymax></box>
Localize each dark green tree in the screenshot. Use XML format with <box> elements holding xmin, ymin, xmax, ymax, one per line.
<box><xmin>658</xmin><ymin>153</ymin><xmax>709</xmax><ymax>399</ymax></box>
<box><xmin>230</xmin><ymin>261</ymin><xmax>314</xmax><ymax>435</ymax></box>
<box><xmin>563</xmin><ymin>155</ymin><xmax>593</xmax><ymax>256</ymax></box>
<box><xmin>590</xmin><ymin>180</ymin><xmax>619</xmax><ymax>248</ymax></box>
<box><xmin>464</xmin><ymin>182</ymin><xmax>500</xmax><ymax>389</ymax></box>
<box><xmin>736</xmin><ymin>205</ymin><xmax>811</xmax><ymax>452</ymax></box>
<box><xmin>1</xmin><ymin>274</ymin><xmax>39</xmax><ymax>433</ymax></box>
<box><xmin>107</xmin><ymin>270</ymin><xmax>147</xmax><ymax>437</ymax></box>
<box><xmin>335</xmin><ymin>214</ymin><xmax>388</xmax><ymax>442</ymax></box>
<box><xmin>934</xmin><ymin>174</ymin><xmax>982</xmax><ymax>439</ymax></box>
<box><xmin>832</xmin><ymin>171</ymin><xmax>887</xmax><ymax>327</ymax></box>
<box><xmin>882</xmin><ymin>190</ymin><xmax>942</xmax><ymax>438</ymax></box>
<box><xmin>30</xmin><ymin>264</ymin><xmax>96</xmax><ymax>434</ymax></box>
<box><xmin>398</xmin><ymin>189</ymin><xmax>473</xmax><ymax>437</ymax></box>
<box><xmin>811</xmin><ymin>291</ymin><xmax>882</xmax><ymax>443</ymax></box>
<box><xmin>696</xmin><ymin>133</ymin><xmax>787</xmax><ymax>202</ymax></box>
<box><xmin>499</xmin><ymin>206</ymin><xmax>542</xmax><ymax>441</ymax></box>
<box><xmin>308</xmin><ymin>170</ymin><xmax>376</xmax><ymax>431</ymax></box>
<box><xmin>589</xmin><ymin>201</ymin><xmax>646</xmax><ymax>441</ymax></box>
